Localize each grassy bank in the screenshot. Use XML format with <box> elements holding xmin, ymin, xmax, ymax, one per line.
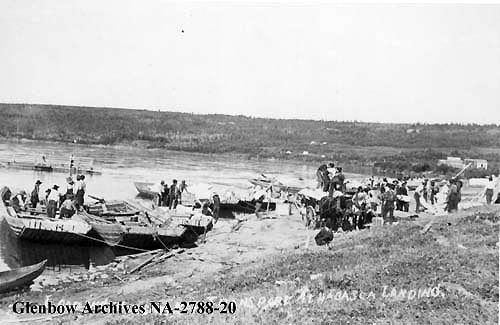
<box><xmin>126</xmin><ymin>208</ymin><xmax>498</xmax><ymax>324</ymax></box>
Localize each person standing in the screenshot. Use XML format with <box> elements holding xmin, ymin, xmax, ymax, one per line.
<box><xmin>336</xmin><ymin>167</ymin><xmax>346</xmax><ymax>193</ymax></box>
<box><xmin>368</xmin><ymin>187</ymin><xmax>379</xmax><ymax>213</ymax></box>
<box><xmin>65</xmin><ymin>177</ymin><xmax>75</xmax><ymax>200</ymax></box>
<box><xmin>396</xmin><ymin>182</ymin><xmax>409</xmax><ymax>212</ymax></box>
<box><xmin>352</xmin><ymin>187</ymin><xmax>367</xmax><ymax>211</ymax></box>
<box><xmin>422</xmin><ymin>180</ymin><xmax>428</xmax><ymax>203</ymax></box>
<box><xmin>485</xmin><ymin>176</ymin><xmax>495</xmax><ymax>205</ymax></box>
<box><xmin>316</xmin><ymin>164</ymin><xmax>329</xmax><ymax>191</ymax></box>
<box><xmin>179</xmin><ymin>180</ymin><xmax>188</xmax><ymax>204</ymax></box>
<box><xmin>162</xmin><ymin>181</ymin><xmax>170</xmax><ymax>207</ymax></box>
<box><xmin>155</xmin><ymin>181</ymin><xmax>165</xmax><ymax>206</ymax></box>
<box><xmin>75</xmin><ymin>175</ymin><xmax>86</xmax><ymax>210</ymax></box>
<box><xmin>47</xmin><ymin>185</ymin><xmax>61</xmax><ymax>218</ymax></box>
<box><xmin>30</xmin><ymin>180</ymin><xmax>42</xmax><ymax>208</ymax></box>
<box><xmin>212</xmin><ymin>193</ymin><xmax>221</xmax><ymax>223</ymax></box>
<box><xmin>381</xmin><ymin>184</ymin><xmax>396</xmax><ymax>224</ymax></box>
<box><xmin>169</xmin><ymin>179</ymin><xmax>179</xmax><ymax>209</ymax></box>
<box><xmin>446</xmin><ymin>180</ymin><xmax>459</xmax><ymax>212</ymax></box>
<box><xmin>414</xmin><ymin>181</ymin><xmax>425</xmax><ymax>213</ymax></box>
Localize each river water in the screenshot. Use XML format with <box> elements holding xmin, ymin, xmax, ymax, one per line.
<box><xmin>0</xmin><ymin>140</ymin><xmax>367</xmax><ymax>272</ymax></box>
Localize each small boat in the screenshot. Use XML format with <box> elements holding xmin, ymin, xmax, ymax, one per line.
<box><xmin>0</xmin><ymin>260</ymin><xmax>47</xmax><ymax>293</ymax></box>
<box><xmin>120</xmin><ymin>223</ymin><xmax>190</xmax><ymax>249</ymax></box>
<box><xmin>249</xmin><ymin>176</ymin><xmax>302</xmax><ymax>195</ymax></box>
<box><xmin>134</xmin><ymin>182</ymin><xmax>158</xmax><ymax>199</ymax></box>
<box><xmin>82</xmin><ymin>201</ymin><xmax>196</xmax><ymax>249</ymax></box>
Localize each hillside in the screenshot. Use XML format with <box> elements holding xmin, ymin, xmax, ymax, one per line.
<box><xmin>1</xmin><ymin>104</ymin><xmax>499</xmax><ymax>174</ymax></box>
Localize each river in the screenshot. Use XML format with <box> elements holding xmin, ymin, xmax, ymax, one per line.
<box><xmin>0</xmin><ymin>140</ymin><xmax>367</xmax><ymax>273</ymax></box>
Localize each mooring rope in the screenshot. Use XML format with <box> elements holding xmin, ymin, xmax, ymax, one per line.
<box><xmin>72</xmin><ymin>231</ymin><xmax>150</xmax><ymax>252</ymax></box>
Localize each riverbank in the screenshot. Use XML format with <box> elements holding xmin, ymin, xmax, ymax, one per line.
<box><xmin>0</xmin><ymin>203</ymin><xmax>498</xmax><ymax>324</ymax></box>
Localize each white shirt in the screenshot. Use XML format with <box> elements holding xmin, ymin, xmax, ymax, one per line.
<box><xmin>153</xmin><ymin>183</ymin><xmax>163</xmax><ymax>194</ymax></box>
<box><xmin>48</xmin><ymin>189</ymin><xmax>60</xmax><ymax>202</ymax></box>
<box><xmin>486</xmin><ymin>180</ymin><xmax>495</xmax><ymax>190</ymax></box>
<box><xmin>76</xmin><ymin>180</ymin><xmax>86</xmax><ymax>191</ymax></box>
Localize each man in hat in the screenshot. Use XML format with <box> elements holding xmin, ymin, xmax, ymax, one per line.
<box><xmin>381</xmin><ymin>184</ymin><xmax>397</xmax><ymax>224</ymax></box>
<box><xmin>65</xmin><ymin>177</ymin><xmax>75</xmax><ymax>200</ymax></box>
<box><xmin>31</xmin><ymin>180</ymin><xmax>42</xmax><ymax>208</ymax></box>
<box><xmin>75</xmin><ymin>175</ymin><xmax>86</xmax><ymax>210</ymax></box>
<box><xmin>47</xmin><ymin>185</ymin><xmax>61</xmax><ymax>218</ymax></box>
<box><xmin>169</xmin><ymin>179</ymin><xmax>179</xmax><ymax>209</ymax></box>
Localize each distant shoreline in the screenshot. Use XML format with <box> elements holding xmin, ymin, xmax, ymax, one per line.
<box><xmin>0</xmin><ymin>137</ymin><xmax>376</xmax><ymax>176</ymax></box>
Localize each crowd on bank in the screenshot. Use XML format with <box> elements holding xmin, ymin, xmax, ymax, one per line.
<box><xmin>312</xmin><ymin>162</ymin><xmax>500</xmax><ymax>225</ymax></box>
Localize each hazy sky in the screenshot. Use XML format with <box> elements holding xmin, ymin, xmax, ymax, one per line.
<box><xmin>1</xmin><ymin>2</ymin><xmax>499</xmax><ymax>124</ymax></box>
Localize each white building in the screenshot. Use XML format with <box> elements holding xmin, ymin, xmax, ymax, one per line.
<box><xmin>464</xmin><ymin>158</ymin><xmax>488</xmax><ymax>170</ymax></box>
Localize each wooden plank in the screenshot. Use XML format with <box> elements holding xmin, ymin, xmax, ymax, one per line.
<box><xmin>128</xmin><ymin>251</ymin><xmax>163</xmax><ymax>274</ymax></box>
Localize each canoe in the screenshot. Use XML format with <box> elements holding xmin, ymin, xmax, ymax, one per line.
<box><xmin>0</xmin><ymin>260</ymin><xmax>47</xmax><ymax>293</ymax></box>
<box><xmin>134</xmin><ymin>182</ymin><xmax>157</xmax><ymax>199</ymax></box>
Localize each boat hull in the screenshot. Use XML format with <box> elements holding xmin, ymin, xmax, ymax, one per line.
<box><xmin>120</xmin><ymin>225</ymin><xmax>188</xmax><ymax>249</ymax></box>
<box><xmin>221</xmin><ymin>201</ymin><xmax>276</xmax><ymax>213</ymax></box>
<box><xmin>3</xmin><ymin>214</ymin><xmax>95</xmax><ymax>245</ymax></box>
<box><xmin>134</xmin><ymin>182</ymin><xmax>157</xmax><ymax>199</ymax></box>
<box><xmin>0</xmin><ymin>260</ymin><xmax>47</xmax><ymax>293</ymax></box>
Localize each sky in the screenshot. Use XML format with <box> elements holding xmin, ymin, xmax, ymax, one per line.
<box><xmin>1</xmin><ymin>1</ymin><xmax>499</xmax><ymax>124</ymax></box>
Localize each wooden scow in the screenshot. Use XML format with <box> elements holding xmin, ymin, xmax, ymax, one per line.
<box><xmin>1</xmin><ymin>197</ymin><xmax>94</xmax><ymax>245</ymax></box>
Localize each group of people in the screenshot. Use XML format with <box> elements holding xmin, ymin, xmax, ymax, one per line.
<box><xmin>155</xmin><ymin>179</ymin><xmax>187</xmax><ymax>209</ymax></box>
<box><xmin>1</xmin><ymin>175</ymin><xmax>88</xmax><ymax>219</ymax></box>
<box><xmin>335</xmin><ymin>176</ymin><xmax>467</xmax><ymax>225</ymax></box>
<box><xmin>316</xmin><ymin>163</ymin><xmax>346</xmax><ymax>197</ymax></box>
